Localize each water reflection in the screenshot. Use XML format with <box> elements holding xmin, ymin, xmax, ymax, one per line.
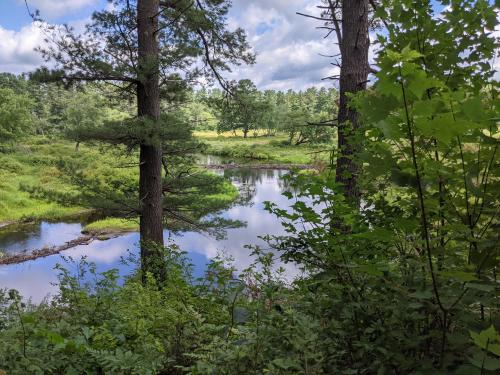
<box><xmin>0</xmin><ymin>222</ymin><xmax>84</xmax><ymax>254</ymax></box>
<box><xmin>0</xmin><ymin>169</ymin><xmax>295</xmax><ymax>302</ymax></box>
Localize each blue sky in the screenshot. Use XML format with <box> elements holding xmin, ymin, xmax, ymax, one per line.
<box><xmin>0</xmin><ymin>0</ymin><xmax>108</xmax><ymax>30</ymax></box>
<box><xmin>0</xmin><ymin>0</ymin><xmax>340</xmax><ymax>89</ymax></box>
<box><xmin>0</xmin><ymin>1</ymin><xmax>467</xmax><ymax>90</ymax></box>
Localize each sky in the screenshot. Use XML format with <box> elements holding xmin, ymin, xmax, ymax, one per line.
<box><xmin>0</xmin><ymin>1</ymin><xmax>497</xmax><ymax>90</ymax></box>
<box><xmin>0</xmin><ymin>0</ymin><xmax>338</xmax><ymax>90</ymax></box>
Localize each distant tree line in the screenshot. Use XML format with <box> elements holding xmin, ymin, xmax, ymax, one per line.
<box><xmin>193</xmin><ymin>80</ymin><xmax>338</xmax><ymax>144</ymax></box>
<box><xmin>0</xmin><ymin>73</ymin><xmax>337</xmax><ymax>147</ymax></box>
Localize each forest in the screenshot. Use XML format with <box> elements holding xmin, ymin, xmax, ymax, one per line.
<box><xmin>0</xmin><ymin>0</ymin><xmax>498</xmax><ymax>374</ymax></box>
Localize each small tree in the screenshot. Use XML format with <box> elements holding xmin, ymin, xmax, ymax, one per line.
<box><xmin>0</xmin><ymin>88</ymin><xmax>33</xmax><ymax>143</ymax></box>
<box><xmin>63</xmin><ymin>89</ymin><xmax>110</xmax><ymax>150</ymax></box>
<box><xmin>215</xmin><ymin>79</ymin><xmax>264</xmax><ymax>138</ymax></box>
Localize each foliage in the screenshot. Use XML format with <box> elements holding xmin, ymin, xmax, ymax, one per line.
<box><xmin>196</xmin><ymin>131</ymin><xmax>331</xmax><ymax>165</ymax></box>
<box><xmin>0</xmin><ymin>251</ymin><xmax>204</xmax><ymax>374</ymax></box>
<box><xmin>0</xmin><ymin>138</ymin><xmax>238</xmax><ymax>229</ymax></box>
<box><xmin>206</xmin><ymin>81</ymin><xmax>337</xmax><ymax>143</ymax></box>
<box><xmin>277</xmin><ymin>87</ymin><xmax>336</xmax><ymax>145</ymax></box>
<box><xmin>0</xmin><ymin>0</ymin><xmax>498</xmax><ymax>374</ymax></box>
<box><xmin>63</xmin><ymin>89</ymin><xmax>121</xmax><ymax>146</ymax></box>
<box><xmin>212</xmin><ymin>80</ymin><xmax>270</xmax><ymax>138</ymax></box>
<box><xmin>259</xmin><ymin>1</ymin><xmax>500</xmax><ymax>372</ymax></box>
<box><xmin>0</xmin><ymin>249</ymin><xmax>318</xmax><ymax>374</ymax></box>
<box><xmin>0</xmin><ymin>88</ymin><xmax>33</xmax><ymax>142</ymax></box>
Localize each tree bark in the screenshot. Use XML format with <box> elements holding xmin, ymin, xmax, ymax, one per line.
<box><xmin>137</xmin><ymin>0</ymin><xmax>165</xmax><ymax>280</ymax></box>
<box><xmin>335</xmin><ymin>0</ymin><xmax>370</xmax><ymax>205</ymax></box>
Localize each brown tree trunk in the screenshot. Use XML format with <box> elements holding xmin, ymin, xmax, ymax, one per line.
<box><xmin>335</xmin><ymin>0</ymin><xmax>370</xmax><ymax>205</ymax></box>
<box><xmin>137</xmin><ymin>0</ymin><xmax>165</xmax><ymax>280</ymax></box>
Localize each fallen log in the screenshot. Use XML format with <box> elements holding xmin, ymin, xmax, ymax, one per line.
<box><xmin>0</xmin><ymin>234</ymin><xmax>118</xmax><ymax>265</ymax></box>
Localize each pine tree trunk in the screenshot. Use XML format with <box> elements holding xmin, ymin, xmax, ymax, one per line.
<box><xmin>335</xmin><ymin>0</ymin><xmax>370</xmax><ymax>205</ymax></box>
<box><xmin>137</xmin><ymin>0</ymin><xmax>165</xmax><ymax>280</ymax></box>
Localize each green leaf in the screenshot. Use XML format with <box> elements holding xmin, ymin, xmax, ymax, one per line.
<box><xmin>400</xmin><ymin>46</ymin><xmax>423</xmax><ymax>61</ymax></box>
<box><xmin>462</xmin><ymin>97</ymin><xmax>484</xmax><ymax>120</ymax></box>
<box><xmin>21</xmin><ymin>315</ymin><xmax>36</xmax><ymax>324</ymax></box>
<box><xmin>376</xmin><ymin>119</ymin><xmax>404</xmax><ymax>140</ymax></box>
<box><xmin>470</xmin><ymin>326</ymin><xmax>500</xmax><ymax>356</ymax></box>
<box><xmin>377</xmin><ymin>76</ymin><xmax>402</xmax><ymax>98</ymax></box>
<box><xmin>440</xmin><ymin>270</ymin><xmax>477</xmax><ymax>282</ymax></box>
<box><xmin>466</xmin><ymin>283</ymin><xmax>495</xmax><ymax>292</ymax></box>
<box><xmin>413</xmin><ymin>99</ymin><xmax>440</xmax><ymax>118</ymax></box>
<box><xmin>416</xmin><ymin>113</ymin><xmax>455</xmax><ymax>143</ymax></box>
<box><xmin>358</xmin><ymin>264</ymin><xmax>384</xmax><ymax>277</ymax></box>
<box><xmin>407</xmin><ymin>71</ymin><xmax>429</xmax><ymax>99</ymax></box>
<box><xmin>272</xmin><ymin>358</ymin><xmax>294</xmax><ymax>370</ymax></box>
<box><xmin>45</xmin><ymin>331</ymin><xmax>65</xmax><ymax>345</ymax></box>
<box><xmin>469</xmin><ymin>354</ymin><xmax>500</xmax><ymax>371</ymax></box>
<box><xmin>410</xmin><ymin>290</ymin><xmax>433</xmax><ymax>300</ymax></box>
<box><xmin>233</xmin><ymin>307</ymin><xmax>250</xmax><ymax>324</ymax></box>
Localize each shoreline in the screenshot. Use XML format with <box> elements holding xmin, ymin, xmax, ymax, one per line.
<box><xmin>200</xmin><ymin>163</ymin><xmax>315</xmax><ymax>170</ymax></box>
<box><xmin>0</xmin><ymin>162</ymin><xmax>299</xmax><ymax>265</ymax></box>
<box><xmin>0</xmin><ymin>209</ymin><xmax>97</xmax><ymax>232</ymax></box>
<box><xmin>0</xmin><ymin>229</ymin><xmax>132</xmax><ymax>266</ymax></box>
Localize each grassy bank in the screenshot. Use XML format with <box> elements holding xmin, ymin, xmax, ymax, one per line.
<box><xmin>82</xmin><ymin>218</ymin><xmax>139</xmax><ymax>235</ymax></box>
<box><xmin>0</xmin><ymin>137</ymin><xmax>239</xmax><ymax>231</ymax></box>
<box><xmin>81</xmin><ymin>176</ymin><xmax>239</xmax><ymax>235</ymax></box>
<box><xmin>195</xmin><ymin>131</ymin><xmax>331</xmax><ymax>165</ymax></box>
<box><xmin>0</xmin><ymin>139</ymin><xmax>89</xmax><ymax>224</ymax></box>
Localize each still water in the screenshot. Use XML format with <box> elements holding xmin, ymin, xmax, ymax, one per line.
<box><xmin>0</xmin><ymin>168</ymin><xmax>295</xmax><ymax>302</ymax></box>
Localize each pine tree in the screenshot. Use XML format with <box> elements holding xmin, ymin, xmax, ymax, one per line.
<box><xmin>299</xmin><ymin>0</ymin><xmax>371</xmax><ymax>204</ymax></box>
<box><xmin>31</xmin><ymin>0</ymin><xmax>253</xmax><ymax>281</ymax></box>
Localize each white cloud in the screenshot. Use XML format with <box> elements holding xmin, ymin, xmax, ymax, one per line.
<box><xmin>0</xmin><ymin>0</ymin><xmax>358</xmax><ymax>90</ymax></box>
<box><xmin>227</xmin><ymin>0</ymin><xmax>340</xmax><ymax>90</ymax></box>
<box><xmin>22</xmin><ymin>0</ymin><xmax>98</xmax><ymax>18</ymax></box>
<box><xmin>0</xmin><ymin>21</ymin><xmax>47</xmax><ymax>74</ymax></box>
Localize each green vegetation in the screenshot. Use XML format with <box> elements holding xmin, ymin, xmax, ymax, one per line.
<box><xmin>0</xmin><ymin>0</ymin><xmax>499</xmax><ymax>374</ymax></box>
<box><xmin>0</xmin><ymin>250</ymin><xmax>322</xmax><ymax>374</ymax></box>
<box><xmin>196</xmin><ymin>131</ymin><xmax>330</xmax><ymax>165</ymax></box>
<box><xmin>194</xmin><ymin>83</ymin><xmax>337</xmax><ymax>145</ymax></box>
<box><xmin>82</xmin><ymin>218</ymin><xmax>138</xmax><ymax>235</ymax></box>
<box><xmin>0</xmin><ymin>88</ymin><xmax>33</xmax><ymax>142</ymax></box>
<box><xmin>0</xmin><ymin>138</ymin><xmax>239</xmax><ymax>231</ymax></box>
<box><xmin>0</xmin><ymin>140</ymin><xmax>86</xmax><ymax>224</ymax></box>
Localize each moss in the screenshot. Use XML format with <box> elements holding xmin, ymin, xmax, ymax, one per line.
<box><xmin>83</xmin><ymin>218</ymin><xmax>139</xmax><ymax>235</ymax></box>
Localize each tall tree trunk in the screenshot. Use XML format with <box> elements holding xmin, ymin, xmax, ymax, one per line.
<box><xmin>137</xmin><ymin>0</ymin><xmax>165</xmax><ymax>280</ymax></box>
<box><xmin>335</xmin><ymin>0</ymin><xmax>370</xmax><ymax>205</ymax></box>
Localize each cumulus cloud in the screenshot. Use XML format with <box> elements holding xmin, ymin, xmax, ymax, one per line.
<box><xmin>0</xmin><ymin>21</ymin><xmax>47</xmax><ymax>74</ymax></box>
<box><xmin>22</xmin><ymin>0</ymin><xmax>98</xmax><ymax>18</ymax></box>
<box><xmin>1</xmin><ymin>0</ymin><xmax>343</xmax><ymax>90</ymax></box>
<box><xmin>226</xmin><ymin>0</ymin><xmax>339</xmax><ymax>90</ymax></box>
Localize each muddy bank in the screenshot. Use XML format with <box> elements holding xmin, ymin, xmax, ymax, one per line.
<box><xmin>0</xmin><ymin>222</ymin><xmax>15</xmax><ymax>229</ymax></box>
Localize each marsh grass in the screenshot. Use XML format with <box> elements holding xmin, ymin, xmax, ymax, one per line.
<box><xmin>83</xmin><ymin>217</ymin><xmax>138</xmax><ymax>234</ymax></box>
<box><xmin>194</xmin><ymin>131</ymin><xmax>331</xmax><ymax>165</ymax></box>
<box><xmin>0</xmin><ymin>140</ymin><xmax>88</xmax><ymax>223</ymax></box>
<box><xmin>0</xmin><ymin>137</ymin><xmax>240</xmax><ymax>233</ymax></box>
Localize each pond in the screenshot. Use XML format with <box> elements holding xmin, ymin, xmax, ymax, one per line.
<box><xmin>0</xmin><ymin>167</ymin><xmax>297</xmax><ymax>302</ymax></box>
